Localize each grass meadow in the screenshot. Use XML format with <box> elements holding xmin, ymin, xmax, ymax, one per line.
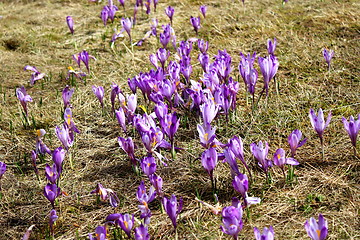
<box><xmin>0</xmin><ymin>0</ymin><xmax>359</xmax><ymax>239</ymax></box>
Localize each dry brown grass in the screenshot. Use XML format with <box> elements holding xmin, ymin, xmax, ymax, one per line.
<box><xmin>0</xmin><ymin>0</ymin><xmax>359</xmax><ymax>239</ymax></box>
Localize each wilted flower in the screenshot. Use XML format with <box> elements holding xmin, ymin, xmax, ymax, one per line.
<box><xmin>323</xmin><ymin>48</ymin><xmax>334</xmax><ymax>71</ymax></box>
<box><xmin>165</xmin><ymin>6</ymin><xmax>174</xmax><ymax>25</ymax></box>
<box><xmin>44</xmin><ymin>183</ymin><xmax>61</xmax><ymax>208</ymax></box>
<box><xmin>16</xmin><ymin>86</ymin><xmax>33</xmax><ymax>117</ymax></box>
<box><xmin>24</xmin><ymin>65</ymin><xmax>45</xmax><ymax>85</ymax></box>
<box><xmin>49</xmin><ymin>209</ymin><xmax>58</xmax><ymax>236</ymax></box>
<box><xmin>190</xmin><ymin>16</ymin><xmax>201</xmax><ymax>35</ymax></box>
<box><xmin>309</xmin><ymin>108</ymin><xmax>331</xmax><ymax>145</ymax></box>
<box><xmin>200</xmin><ymin>5</ymin><xmax>207</xmax><ymax>18</ymax></box>
<box><xmin>92</xmin><ymin>85</ymin><xmax>105</xmax><ymax>108</ymax></box>
<box><xmin>134</xmin><ymin>224</ymin><xmax>150</xmax><ymax>240</ymax></box>
<box><xmin>342</xmin><ymin>115</ymin><xmax>360</xmax><ymax>150</ymax></box>
<box><xmin>66</xmin><ymin>16</ymin><xmax>74</xmax><ymax>34</ymax></box>
<box><xmin>254</xmin><ymin>226</ymin><xmax>275</xmax><ymax>240</ymax></box>
<box><xmin>287</xmin><ymin>129</ymin><xmax>307</xmax><ymax>157</ymax></box>
<box><xmin>267</xmin><ymin>38</ymin><xmax>276</xmax><ymax>55</ymax></box>
<box><xmin>163</xmin><ymin>194</ymin><xmax>183</xmax><ymax>229</ymax></box>
<box><xmin>91</xmin><ymin>183</ymin><xmax>119</xmax><ymax>208</ymax></box>
<box><xmin>304</xmin><ymin>214</ymin><xmax>328</xmax><ymax>240</ymax></box>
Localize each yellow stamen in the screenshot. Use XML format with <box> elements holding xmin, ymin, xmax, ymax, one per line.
<box><xmin>67</xmin><ymin>114</ymin><xmax>71</xmax><ymax>125</ymax></box>
<box><xmin>277</xmin><ymin>154</ymin><xmax>281</xmax><ymax>160</ymax></box>
<box><xmin>36</xmin><ymin>129</ymin><xmax>41</xmax><ymax>137</ymax></box>
<box><xmin>316</xmin><ymin>230</ymin><xmax>321</xmax><ymax>238</ymax></box>
<box><xmin>204</xmin><ymin>133</ymin><xmax>209</xmax><ymax>141</ymax></box>
<box><xmin>124</xmin><ymin>221</ymin><xmax>128</xmax><ymax>229</ymax></box>
<box><xmin>68</xmin><ymin>66</ymin><xmax>74</xmax><ymax>71</ymax></box>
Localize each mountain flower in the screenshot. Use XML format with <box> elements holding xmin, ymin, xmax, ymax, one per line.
<box><xmin>342</xmin><ymin>115</ymin><xmax>360</xmax><ymax>153</ymax></box>
<box><xmin>66</xmin><ymin>16</ymin><xmax>74</xmax><ymax>34</ymax></box>
<box><xmin>323</xmin><ymin>48</ymin><xmax>334</xmax><ymax>72</ymax></box>
<box><xmin>16</xmin><ymin>86</ymin><xmax>33</xmax><ymax>117</ymax></box>
<box><xmin>288</xmin><ymin>129</ymin><xmax>307</xmax><ymax>157</ymax></box>
<box><xmin>304</xmin><ymin>214</ymin><xmax>328</xmax><ymax>240</ymax></box>
<box><xmin>254</xmin><ymin>226</ymin><xmax>275</xmax><ymax>240</ymax></box>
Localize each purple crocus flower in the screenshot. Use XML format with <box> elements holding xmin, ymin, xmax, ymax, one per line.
<box><xmin>323</xmin><ymin>48</ymin><xmax>334</xmax><ymax>71</ymax></box>
<box><xmin>288</xmin><ymin>129</ymin><xmax>307</xmax><ymax>157</ymax></box>
<box><xmin>121</xmin><ymin>17</ymin><xmax>132</xmax><ymax>42</ymax></box>
<box><xmin>118</xmin><ymin>137</ymin><xmax>137</xmax><ymax>166</ymax></box>
<box><xmin>64</xmin><ymin>108</ymin><xmax>80</xmax><ymax>137</ymax></box>
<box><xmin>52</xmin><ymin>147</ymin><xmax>66</xmax><ymax>176</ymax></box>
<box><xmin>16</xmin><ymin>86</ymin><xmax>33</xmax><ymax>117</ymax></box>
<box><xmin>190</xmin><ymin>16</ymin><xmax>201</xmax><ymax>35</ymax></box>
<box><xmin>250</xmin><ymin>141</ymin><xmax>272</xmax><ymax>176</ymax></box>
<box><xmin>267</xmin><ymin>38</ymin><xmax>276</xmax><ymax>55</ymax></box>
<box><xmin>254</xmin><ymin>226</ymin><xmax>275</xmax><ymax>240</ymax></box>
<box><xmin>153</xmin><ymin>0</ymin><xmax>158</xmax><ymax>12</ymax></box>
<box><xmin>238</xmin><ymin>52</ymin><xmax>257</xmax><ymax>95</ymax></box>
<box><xmin>342</xmin><ymin>115</ymin><xmax>360</xmax><ymax>150</ymax></box>
<box><xmin>91</xmin><ymin>183</ymin><xmax>119</xmax><ymax>207</ymax></box>
<box><xmin>258</xmin><ymin>55</ymin><xmax>279</xmax><ymax>96</ymax></box>
<box><xmin>227</xmin><ymin>136</ymin><xmax>251</xmax><ymax>177</ymax></box>
<box><xmin>62</xmin><ymin>85</ymin><xmax>74</xmax><ymax>109</ymax></box>
<box><xmin>101</xmin><ymin>7</ymin><xmax>109</xmax><ymax>26</ymax></box>
<box><xmin>73</xmin><ymin>50</ymin><xmax>96</xmax><ymax>73</ymax></box>
<box><xmin>156</xmin><ymin>48</ymin><xmax>170</xmax><ymax>69</ymax></box>
<box><xmin>163</xmin><ymin>194</ymin><xmax>183</xmax><ymax>229</ymax></box>
<box><xmin>232</xmin><ymin>173</ymin><xmax>260</xmax><ymax>207</ymax></box>
<box><xmin>24</xmin><ymin>65</ymin><xmax>45</xmax><ymax>85</ymax></box>
<box><xmin>304</xmin><ymin>214</ymin><xmax>328</xmax><ymax>240</ymax></box>
<box><xmin>160</xmin><ymin>112</ymin><xmax>180</xmax><ymax>144</ymax></box>
<box><xmin>220</xmin><ymin>202</ymin><xmax>243</xmax><ymax>240</ymax></box>
<box><xmin>165</xmin><ymin>6</ymin><xmax>174</xmax><ymax>25</ymax></box>
<box><xmin>49</xmin><ymin>209</ymin><xmax>58</xmax><ymax>236</ymax></box>
<box><xmin>119</xmin><ymin>0</ymin><xmax>125</xmax><ymax>9</ymax></box>
<box><xmin>110</xmin><ymin>83</ymin><xmax>121</xmax><ymax>113</ymax></box>
<box><xmin>141</xmin><ymin>156</ymin><xmax>157</xmax><ymax>176</ymax></box>
<box><xmin>197</xmin><ymin>39</ymin><xmax>209</xmax><ymax>53</ymax></box>
<box><xmin>200</xmin><ymin>100</ymin><xmax>219</xmax><ymax>125</ymax></box>
<box><xmin>44</xmin><ymin>183</ymin><xmax>61</xmax><ymax>208</ymax></box>
<box><xmin>232</xmin><ymin>173</ymin><xmax>248</xmax><ymax>200</ymax></box>
<box><xmin>88</xmin><ymin>226</ymin><xmax>107</xmax><ymax>240</ymax></box>
<box><xmin>31</xmin><ymin>150</ymin><xmax>39</xmax><ymax>177</ymax></box>
<box><xmin>55</xmin><ymin>124</ymin><xmax>73</xmax><ymax>151</ymax></box>
<box><xmin>119</xmin><ymin>214</ymin><xmax>134</xmax><ymax>238</ymax></box>
<box><xmin>134</xmin><ymin>224</ymin><xmax>150</xmax><ymax>240</ymax></box>
<box><xmin>309</xmin><ymin>108</ymin><xmax>332</xmax><ymax>145</ymax></box>
<box><xmin>200</xmin><ymin>5</ymin><xmax>207</xmax><ymax>18</ymax></box>
<box><xmin>149</xmin><ymin>174</ymin><xmax>163</xmax><ymax>198</ymax></box>
<box><xmin>137</xmin><ymin>181</ymin><xmax>156</xmax><ymax>224</ymax></box>
<box><xmin>66</xmin><ymin>16</ymin><xmax>74</xmax><ymax>34</ymax></box>
<box><xmin>197</xmin><ymin>123</ymin><xmax>217</xmax><ymax>149</ymax></box>
<box><xmin>0</xmin><ymin>161</ymin><xmax>6</xmax><ymax>179</ymax></box>
<box><xmin>201</xmin><ymin>148</ymin><xmax>218</xmax><ymax>179</ymax></box>
<box><xmin>92</xmin><ymin>85</ymin><xmax>105</xmax><ymax>108</ymax></box>
<box><xmin>35</xmin><ymin>129</ymin><xmax>52</xmax><ymax>155</ymax></box>
<box><xmin>273</xmin><ymin>148</ymin><xmax>299</xmax><ymax>177</ymax></box>
<box><xmin>45</xmin><ymin>164</ymin><xmax>59</xmax><ymax>184</ymax></box>
<box><xmin>144</xmin><ymin>0</ymin><xmax>151</xmax><ymax>14</ymax></box>
<box><xmin>160</xmin><ymin>24</ymin><xmax>171</xmax><ymax>48</ymax></box>
<box><xmin>115</xmin><ymin>107</ymin><xmax>127</xmax><ymax>133</ymax></box>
